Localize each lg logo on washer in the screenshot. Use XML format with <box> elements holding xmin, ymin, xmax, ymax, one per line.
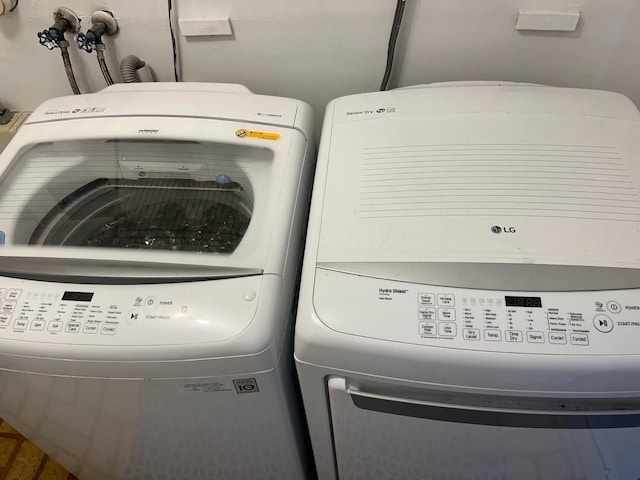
<box><xmin>491</xmin><ymin>225</ymin><xmax>517</xmax><ymax>234</ymax></box>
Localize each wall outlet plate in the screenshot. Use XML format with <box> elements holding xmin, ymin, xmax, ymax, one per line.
<box><xmin>516</xmin><ymin>10</ymin><xmax>580</xmax><ymax>32</ymax></box>
<box><xmin>178</xmin><ymin>17</ymin><xmax>233</xmax><ymax>37</ymax></box>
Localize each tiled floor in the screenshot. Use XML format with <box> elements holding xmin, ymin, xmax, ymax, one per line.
<box><xmin>0</xmin><ymin>418</ymin><xmax>77</xmax><ymax>480</ymax></box>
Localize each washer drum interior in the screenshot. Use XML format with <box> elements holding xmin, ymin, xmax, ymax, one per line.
<box><xmin>29</xmin><ymin>178</ymin><xmax>253</xmax><ymax>253</ymax></box>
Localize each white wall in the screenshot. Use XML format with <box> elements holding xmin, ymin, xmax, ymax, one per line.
<box><xmin>2</xmin><ymin>0</ymin><xmax>640</xmax><ymax>134</ymax></box>
<box><xmin>393</xmin><ymin>0</ymin><xmax>640</xmax><ymax>101</ymax></box>
<box><xmin>0</xmin><ymin>0</ymin><xmax>175</xmax><ymax>106</ymax></box>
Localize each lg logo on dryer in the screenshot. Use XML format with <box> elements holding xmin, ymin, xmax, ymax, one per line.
<box><xmin>491</xmin><ymin>225</ymin><xmax>517</xmax><ymax>234</ymax></box>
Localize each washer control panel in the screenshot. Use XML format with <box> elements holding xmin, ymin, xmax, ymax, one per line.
<box><xmin>0</xmin><ymin>277</ymin><xmax>261</xmax><ymax>345</ymax></box>
<box><xmin>314</xmin><ymin>268</ymin><xmax>640</xmax><ymax>354</ymax></box>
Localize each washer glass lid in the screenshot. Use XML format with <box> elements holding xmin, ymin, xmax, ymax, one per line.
<box><xmin>0</xmin><ymin>139</ymin><xmax>269</xmax><ymax>257</ymax></box>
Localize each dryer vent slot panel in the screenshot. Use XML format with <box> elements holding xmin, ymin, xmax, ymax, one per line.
<box><xmin>359</xmin><ymin>143</ymin><xmax>640</xmax><ymax>222</ymax></box>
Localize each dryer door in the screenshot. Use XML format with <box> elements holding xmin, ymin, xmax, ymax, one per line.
<box><xmin>328</xmin><ymin>377</ymin><xmax>640</xmax><ymax>480</ymax></box>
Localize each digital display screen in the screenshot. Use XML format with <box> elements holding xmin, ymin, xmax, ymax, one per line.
<box><xmin>62</xmin><ymin>291</ymin><xmax>94</xmax><ymax>302</ymax></box>
<box><xmin>505</xmin><ymin>296</ymin><xmax>542</xmax><ymax>308</ymax></box>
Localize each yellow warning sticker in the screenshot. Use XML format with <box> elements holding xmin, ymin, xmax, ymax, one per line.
<box><xmin>235</xmin><ymin>129</ymin><xmax>281</xmax><ymax>141</ymax></box>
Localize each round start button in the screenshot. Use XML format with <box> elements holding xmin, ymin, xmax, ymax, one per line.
<box><xmin>593</xmin><ymin>314</ymin><xmax>613</xmax><ymax>333</ymax></box>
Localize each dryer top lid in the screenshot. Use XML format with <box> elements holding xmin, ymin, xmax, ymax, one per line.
<box><xmin>314</xmin><ymin>84</ymin><xmax>640</xmax><ymax>270</ymax></box>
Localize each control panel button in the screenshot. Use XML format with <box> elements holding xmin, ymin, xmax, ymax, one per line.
<box><xmin>30</xmin><ymin>320</ymin><xmax>45</xmax><ymax>331</ymax></box>
<box><xmin>484</xmin><ymin>329</ymin><xmax>502</xmax><ymax>342</ymax></box>
<box><xmin>144</xmin><ymin>297</ymin><xmax>157</xmax><ymax>308</ymax></box>
<box><xmin>593</xmin><ymin>314</ymin><xmax>613</xmax><ymax>333</ymax></box>
<box><xmin>0</xmin><ymin>289</ymin><xmax>6</xmax><ymax>300</ymax></box>
<box><xmin>6</xmin><ymin>289</ymin><xmax>22</xmax><ymax>300</ymax></box>
<box><xmin>437</xmin><ymin>294</ymin><xmax>455</xmax><ymax>307</ymax></box>
<box><xmin>0</xmin><ymin>314</ymin><xmax>11</xmax><ymax>327</ymax></box>
<box><xmin>438</xmin><ymin>308</ymin><xmax>456</xmax><ymax>321</ymax></box>
<box><xmin>526</xmin><ymin>331</ymin><xmax>545</xmax><ymax>343</ymax></box>
<box><xmin>463</xmin><ymin>328</ymin><xmax>480</xmax><ymax>341</ymax></box>
<box><xmin>13</xmin><ymin>319</ymin><xmax>28</xmax><ymax>331</ymax></box>
<box><xmin>505</xmin><ymin>330</ymin><xmax>523</xmax><ymax>343</ymax></box>
<box><xmin>419</xmin><ymin>322</ymin><xmax>437</xmax><ymax>337</ymax></box>
<box><xmin>48</xmin><ymin>321</ymin><xmax>63</xmax><ymax>332</ymax></box>
<box><xmin>548</xmin><ymin>332</ymin><xmax>567</xmax><ymax>344</ymax></box>
<box><xmin>128</xmin><ymin>309</ymin><xmax>143</xmax><ymax>324</ymax></box>
<box><xmin>66</xmin><ymin>322</ymin><xmax>81</xmax><ymax>333</ymax></box>
<box><xmin>438</xmin><ymin>322</ymin><xmax>457</xmax><ymax>337</ymax></box>
<box><xmin>1</xmin><ymin>301</ymin><xmax>16</xmax><ymax>313</ymax></box>
<box><xmin>418</xmin><ymin>294</ymin><xmax>436</xmax><ymax>306</ymax></box>
<box><xmin>570</xmin><ymin>333</ymin><xmax>589</xmax><ymax>346</ymax></box>
<box><xmin>418</xmin><ymin>308</ymin><xmax>436</xmax><ymax>321</ymax></box>
<box><xmin>83</xmin><ymin>323</ymin><xmax>99</xmax><ymax>334</ymax></box>
<box><xmin>101</xmin><ymin>324</ymin><xmax>117</xmax><ymax>335</ymax></box>
<box><xmin>606</xmin><ymin>301</ymin><xmax>622</xmax><ymax>314</ymax></box>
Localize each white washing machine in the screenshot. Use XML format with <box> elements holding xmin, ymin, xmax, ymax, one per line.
<box><xmin>295</xmin><ymin>82</ymin><xmax>640</xmax><ymax>479</ymax></box>
<box><xmin>0</xmin><ymin>83</ymin><xmax>315</xmax><ymax>479</ymax></box>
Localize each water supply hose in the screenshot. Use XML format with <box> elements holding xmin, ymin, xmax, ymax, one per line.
<box><xmin>37</xmin><ymin>8</ymin><xmax>82</xmax><ymax>94</ymax></box>
<box><xmin>59</xmin><ymin>40</ymin><xmax>81</xmax><ymax>94</ymax></box>
<box><xmin>95</xmin><ymin>44</ymin><xmax>114</xmax><ymax>85</ymax></box>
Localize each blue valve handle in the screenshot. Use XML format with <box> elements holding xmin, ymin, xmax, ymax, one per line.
<box><xmin>37</xmin><ymin>18</ymin><xmax>70</xmax><ymax>50</ymax></box>
<box><xmin>37</xmin><ymin>29</ymin><xmax>61</xmax><ymax>50</ymax></box>
<box><xmin>76</xmin><ymin>32</ymin><xmax>96</xmax><ymax>53</ymax></box>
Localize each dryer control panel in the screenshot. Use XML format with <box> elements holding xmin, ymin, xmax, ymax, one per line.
<box><xmin>0</xmin><ymin>276</ymin><xmax>262</xmax><ymax>346</ymax></box>
<box><xmin>314</xmin><ymin>268</ymin><xmax>640</xmax><ymax>355</ymax></box>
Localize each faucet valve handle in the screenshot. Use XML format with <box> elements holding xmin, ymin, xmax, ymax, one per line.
<box><xmin>37</xmin><ymin>8</ymin><xmax>80</xmax><ymax>50</ymax></box>
<box><xmin>76</xmin><ymin>31</ymin><xmax>95</xmax><ymax>53</ymax></box>
<box><xmin>37</xmin><ymin>28</ymin><xmax>60</xmax><ymax>50</ymax></box>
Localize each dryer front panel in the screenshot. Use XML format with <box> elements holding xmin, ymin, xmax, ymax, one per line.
<box><xmin>327</xmin><ymin>377</ymin><xmax>640</xmax><ymax>480</ymax></box>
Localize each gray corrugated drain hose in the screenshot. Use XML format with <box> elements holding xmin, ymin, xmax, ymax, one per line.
<box><xmin>120</xmin><ymin>55</ymin><xmax>147</xmax><ymax>83</ymax></box>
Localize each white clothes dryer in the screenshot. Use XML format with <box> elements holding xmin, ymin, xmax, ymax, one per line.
<box><xmin>0</xmin><ymin>83</ymin><xmax>315</xmax><ymax>479</ymax></box>
<box><xmin>295</xmin><ymin>82</ymin><xmax>640</xmax><ymax>480</ymax></box>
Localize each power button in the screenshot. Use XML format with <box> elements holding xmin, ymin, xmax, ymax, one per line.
<box><xmin>607</xmin><ymin>301</ymin><xmax>622</xmax><ymax>314</ymax></box>
<box><xmin>144</xmin><ymin>297</ymin><xmax>157</xmax><ymax>308</ymax></box>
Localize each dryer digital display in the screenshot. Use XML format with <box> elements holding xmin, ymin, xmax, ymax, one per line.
<box><xmin>504</xmin><ymin>296</ymin><xmax>542</xmax><ymax>308</ymax></box>
<box><xmin>61</xmin><ymin>291</ymin><xmax>94</xmax><ymax>302</ymax></box>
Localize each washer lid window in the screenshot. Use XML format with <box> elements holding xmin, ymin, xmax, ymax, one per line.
<box><xmin>0</xmin><ymin>138</ymin><xmax>279</xmax><ymax>281</ymax></box>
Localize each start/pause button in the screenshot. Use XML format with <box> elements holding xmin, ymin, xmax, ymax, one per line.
<box><xmin>128</xmin><ymin>309</ymin><xmax>143</xmax><ymax>324</ymax></box>
<box><xmin>593</xmin><ymin>314</ymin><xmax>613</xmax><ymax>333</ymax></box>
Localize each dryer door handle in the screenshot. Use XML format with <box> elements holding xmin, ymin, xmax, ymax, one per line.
<box><xmin>347</xmin><ymin>388</ymin><xmax>640</xmax><ymax>430</ymax></box>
